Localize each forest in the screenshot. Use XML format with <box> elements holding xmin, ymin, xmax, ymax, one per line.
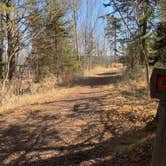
<box><xmin>0</xmin><ymin>0</ymin><xmax>166</xmax><ymax>166</ymax></box>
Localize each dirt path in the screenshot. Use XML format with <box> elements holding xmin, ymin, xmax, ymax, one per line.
<box><xmin>0</xmin><ymin>69</ymin><xmax>157</xmax><ymax>166</ymax></box>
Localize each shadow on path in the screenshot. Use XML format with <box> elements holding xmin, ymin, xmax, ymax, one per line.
<box><xmin>73</xmin><ymin>71</ymin><xmax>124</xmax><ymax>87</ymax></box>
<box><xmin>0</xmin><ymin>71</ymin><xmax>155</xmax><ymax>166</ymax></box>
<box><xmin>0</xmin><ymin>109</ymin><xmax>153</xmax><ymax>166</ymax></box>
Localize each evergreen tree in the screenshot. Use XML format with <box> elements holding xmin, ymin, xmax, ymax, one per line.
<box><xmin>149</xmin><ymin>0</ymin><xmax>166</xmax><ymax>66</ymax></box>
<box><xmin>28</xmin><ymin>0</ymin><xmax>80</xmax><ymax>82</ymax></box>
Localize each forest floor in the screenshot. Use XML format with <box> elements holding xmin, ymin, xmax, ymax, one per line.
<box><xmin>0</xmin><ymin>66</ymin><xmax>158</xmax><ymax>166</ymax></box>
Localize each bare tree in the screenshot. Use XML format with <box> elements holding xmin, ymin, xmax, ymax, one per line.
<box><xmin>70</xmin><ymin>0</ymin><xmax>80</xmax><ymax>61</ymax></box>
<box><xmin>81</xmin><ymin>0</ymin><xmax>103</xmax><ymax>70</ymax></box>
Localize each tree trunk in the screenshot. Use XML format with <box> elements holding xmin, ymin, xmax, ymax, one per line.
<box><xmin>139</xmin><ymin>0</ymin><xmax>149</xmax><ymax>65</ymax></box>
<box><xmin>0</xmin><ymin>44</ymin><xmax>3</xmax><ymax>79</ymax></box>
<box><xmin>0</xmin><ymin>32</ymin><xmax>3</xmax><ymax>79</ymax></box>
<box><xmin>139</xmin><ymin>23</ymin><xmax>147</xmax><ymax>65</ymax></box>
<box><xmin>0</xmin><ymin>12</ymin><xmax>3</xmax><ymax>79</ymax></box>
<box><xmin>6</xmin><ymin>0</ymin><xmax>15</xmax><ymax>80</ymax></box>
<box><xmin>73</xmin><ymin>2</ymin><xmax>79</xmax><ymax>61</ymax></box>
<box><xmin>6</xmin><ymin>31</ymin><xmax>15</xmax><ymax>80</ymax></box>
<box><xmin>114</xmin><ymin>20</ymin><xmax>117</xmax><ymax>61</ymax></box>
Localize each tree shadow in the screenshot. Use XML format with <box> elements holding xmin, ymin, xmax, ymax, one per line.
<box><xmin>97</xmin><ymin>72</ymin><xmax>119</xmax><ymax>76</ymax></box>
<box><xmin>16</xmin><ymin>125</ymin><xmax>153</xmax><ymax>166</ymax></box>
<box><xmin>73</xmin><ymin>72</ymin><xmax>124</xmax><ymax>87</ymax></box>
<box><xmin>92</xmin><ymin>133</ymin><xmax>154</xmax><ymax>166</ymax></box>
<box><xmin>0</xmin><ymin>111</ymin><xmax>62</xmax><ymax>166</ymax></box>
<box><xmin>121</xmin><ymin>88</ymin><xmax>148</xmax><ymax>99</ymax></box>
<box><xmin>39</xmin><ymin>92</ymin><xmax>113</xmax><ymax>106</ymax></box>
<box><xmin>0</xmin><ymin>80</ymin><xmax>155</xmax><ymax>166</ymax></box>
<box><xmin>0</xmin><ymin>113</ymin><xmax>153</xmax><ymax>165</ymax></box>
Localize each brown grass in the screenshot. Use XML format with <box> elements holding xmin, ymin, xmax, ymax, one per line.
<box><xmin>0</xmin><ymin>64</ymin><xmax>125</xmax><ymax>113</ymax></box>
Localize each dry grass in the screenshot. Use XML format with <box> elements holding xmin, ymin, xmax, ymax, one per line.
<box><xmin>83</xmin><ymin>63</ymin><xmax>125</xmax><ymax>77</ymax></box>
<box><xmin>0</xmin><ymin>64</ymin><xmax>155</xmax><ymax>115</ymax></box>
<box><xmin>0</xmin><ymin>65</ymin><xmax>123</xmax><ymax>113</ymax></box>
<box><xmin>0</xmin><ymin>86</ymin><xmax>84</xmax><ymax>113</ymax></box>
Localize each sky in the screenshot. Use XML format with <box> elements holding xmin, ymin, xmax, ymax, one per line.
<box><xmin>77</xmin><ymin>0</ymin><xmax>114</xmax><ymax>55</ymax></box>
<box><xmin>78</xmin><ymin>1</ymin><xmax>106</xmax><ymax>43</ymax></box>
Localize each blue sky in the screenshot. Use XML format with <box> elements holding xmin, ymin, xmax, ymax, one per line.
<box><xmin>78</xmin><ymin>0</ymin><xmax>107</xmax><ymax>44</ymax></box>
<box><xmin>76</xmin><ymin>0</ymin><xmax>114</xmax><ymax>53</ymax></box>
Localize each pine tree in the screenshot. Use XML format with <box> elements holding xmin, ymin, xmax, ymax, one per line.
<box><xmin>28</xmin><ymin>0</ymin><xmax>79</xmax><ymax>82</ymax></box>
<box><xmin>150</xmin><ymin>0</ymin><xmax>166</xmax><ymax>66</ymax></box>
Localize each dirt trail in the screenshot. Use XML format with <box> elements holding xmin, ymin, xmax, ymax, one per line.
<box><xmin>0</xmin><ymin>69</ymin><xmax>157</xmax><ymax>166</ymax></box>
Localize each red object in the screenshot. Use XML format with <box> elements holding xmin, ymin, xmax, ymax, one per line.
<box><xmin>157</xmin><ymin>77</ymin><xmax>166</xmax><ymax>90</ymax></box>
